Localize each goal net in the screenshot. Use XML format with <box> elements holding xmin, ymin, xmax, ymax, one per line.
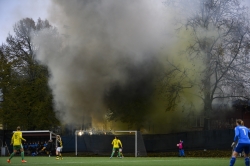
<box><xmin>75</xmin><ymin>130</ymin><xmax>147</xmax><ymax>157</ymax></box>
<box><xmin>114</xmin><ymin>131</ymin><xmax>147</xmax><ymax>157</ymax></box>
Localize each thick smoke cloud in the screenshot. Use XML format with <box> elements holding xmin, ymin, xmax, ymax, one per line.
<box><xmin>33</xmin><ymin>0</ymin><xmax>191</xmax><ymax>132</ymax></box>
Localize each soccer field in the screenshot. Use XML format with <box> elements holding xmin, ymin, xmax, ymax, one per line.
<box><xmin>0</xmin><ymin>156</ymin><xmax>245</xmax><ymax>166</ymax></box>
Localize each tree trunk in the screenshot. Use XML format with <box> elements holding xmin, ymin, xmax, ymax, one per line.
<box><xmin>203</xmin><ymin>69</ymin><xmax>212</xmax><ymax>130</ymax></box>
<box><xmin>203</xmin><ymin>95</ymin><xmax>212</xmax><ymax>130</ymax></box>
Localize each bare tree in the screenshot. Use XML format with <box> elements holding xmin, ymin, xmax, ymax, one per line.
<box><xmin>162</xmin><ymin>0</ymin><xmax>250</xmax><ymax>129</ymax></box>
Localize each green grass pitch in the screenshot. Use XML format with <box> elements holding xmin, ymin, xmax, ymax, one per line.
<box><xmin>0</xmin><ymin>156</ymin><xmax>245</xmax><ymax>166</ymax></box>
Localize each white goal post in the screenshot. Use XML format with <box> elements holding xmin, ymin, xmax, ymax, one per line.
<box><xmin>75</xmin><ymin>130</ymin><xmax>146</xmax><ymax>157</ymax></box>
<box><xmin>75</xmin><ymin>130</ymin><xmax>136</xmax><ymax>156</ymax></box>
<box><xmin>114</xmin><ymin>131</ymin><xmax>138</xmax><ymax>157</ymax></box>
<box><xmin>17</xmin><ymin>130</ymin><xmax>57</xmax><ymax>140</ymax></box>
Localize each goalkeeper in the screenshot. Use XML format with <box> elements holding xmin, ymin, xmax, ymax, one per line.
<box><xmin>110</xmin><ymin>136</ymin><xmax>122</xmax><ymax>159</ymax></box>
<box><xmin>231</xmin><ymin>141</ymin><xmax>244</xmax><ymax>157</ymax></box>
<box><xmin>229</xmin><ymin>119</ymin><xmax>250</xmax><ymax>166</ymax></box>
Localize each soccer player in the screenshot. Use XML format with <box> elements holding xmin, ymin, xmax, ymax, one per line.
<box><xmin>229</xmin><ymin>119</ymin><xmax>250</xmax><ymax>166</ymax></box>
<box><xmin>110</xmin><ymin>136</ymin><xmax>122</xmax><ymax>159</ymax></box>
<box><xmin>231</xmin><ymin>140</ymin><xmax>244</xmax><ymax>157</ymax></box>
<box><xmin>7</xmin><ymin>126</ymin><xmax>27</xmax><ymax>163</ymax></box>
<box><xmin>56</xmin><ymin>135</ymin><xmax>63</xmax><ymax>160</ymax></box>
<box><xmin>177</xmin><ymin>140</ymin><xmax>185</xmax><ymax>157</ymax></box>
<box><xmin>41</xmin><ymin>139</ymin><xmax>54</xmax><ymax>157</ymax></box>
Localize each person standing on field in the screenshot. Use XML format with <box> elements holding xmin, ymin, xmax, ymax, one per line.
<box><xmin>7</xmin><ymin>126</ymin><xmax>27</xmax><ymax>163</ymax></box>
<box><xmin>41</xmin><ymin>139</ymin><xmax>54</xmax><ymax>157</ymax></box>
<box><xmin>56</xmin><ymin>135</ymin><xmax>63</xmax><ymax>160</ymax></box>
<box><xmin>110</xmin><ymin>136</ymin><xmax>122</xmax><ymax>159</ymax></box>
<box><xmin>177</xmin><ymin>140</ymin><xmax>185</xmax><ymax>157</ymax></box>
<box><xmin>229</xmin><ymin>119</ymin><xmax>250</xmax><ymax>166</ymax></box>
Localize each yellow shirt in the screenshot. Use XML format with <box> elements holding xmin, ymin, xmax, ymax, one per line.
<box><xmin>11</xmin><ymin>131</ymin><xmax>25</xmax><ymax>146</ymax></box>
<box><xmin>111</xmin><ymin>138</ymin><xmax>122</xmax><ymax>148</ymax></box>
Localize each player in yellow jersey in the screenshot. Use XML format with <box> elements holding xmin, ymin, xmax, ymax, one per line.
<box><xmin>110</xmin><ymin>136</ymin><xmax>122</xmax><ymax>159</ymax></box>
<box><xmin>56</xmin><ymin>135</ymin><xmax>63</xmax><ymax>160</ymax></box>
<box><xmin>7</xmin><ymin>126</ymin><xmax>27</xmax><ymax>163</ymax></box>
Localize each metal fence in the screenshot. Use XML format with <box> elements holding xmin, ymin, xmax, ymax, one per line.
<box><xmin>0</xmin><ymin>129</ymin><xmax>234</xmax><ymax>156</ymax></box>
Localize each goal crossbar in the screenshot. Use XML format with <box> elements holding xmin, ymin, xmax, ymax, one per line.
<box><xmin>15</xmin><ymin>130</ymin><xmax>57</xmax><ymax>140</ymax></box>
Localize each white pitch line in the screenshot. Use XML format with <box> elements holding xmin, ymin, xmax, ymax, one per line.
<box><xmin>1</xmin><ymin>158</ymin><xmax>217</xmax><ymax>165</ymax></box>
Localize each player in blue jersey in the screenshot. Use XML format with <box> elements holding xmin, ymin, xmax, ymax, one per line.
<box><xmin>229</xmin><ymin>119</ymin><xmax>250</xmax><ymax>166</ymax></box>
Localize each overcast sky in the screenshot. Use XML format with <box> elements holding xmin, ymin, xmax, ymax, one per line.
<box><xmin>0</xmin><ymin>0</ymin><xmax>250</xmax><ymax>45</ymax></box>
<box><xmin>0</xmin><ymin>0</ymin><xmax>51</xmax><ymax>44</ymax></box>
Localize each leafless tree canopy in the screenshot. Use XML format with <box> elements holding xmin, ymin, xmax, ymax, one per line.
<box><xmin>161</xmin><ymin>0</ymin><xmax>250</xmax><ymax>129</ymax></box>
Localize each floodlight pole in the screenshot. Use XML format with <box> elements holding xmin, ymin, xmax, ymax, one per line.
<box><xmin>75</xmin><ymin>130</ymin><xmax>78</xmax><ymax>156</ymax></box>
<box><xmin>114</xmin><ymin>130</ymin><xmax>137</xmax><ymax>157</ymax></box>
<box><xmin>75</xmin><ymin>131</ymin><xmax>77</xmax><ymax>156</ymax></box>
<box><xmin>75</xmin><ymin>130</ymin><xmax>83</xmax><ymax>156</ymax></box>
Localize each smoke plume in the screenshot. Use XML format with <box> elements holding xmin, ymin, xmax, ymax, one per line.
<box><xmin>33</xmin><ymin>0</ymin><xmax>200</xmax><ymax>133</ymax></box>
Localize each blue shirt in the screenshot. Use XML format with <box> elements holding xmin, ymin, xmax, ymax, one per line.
<box><xmin>234</xmin><ymin>125</ymin><xmax>250</xmax><ymax>144</ymax></box>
